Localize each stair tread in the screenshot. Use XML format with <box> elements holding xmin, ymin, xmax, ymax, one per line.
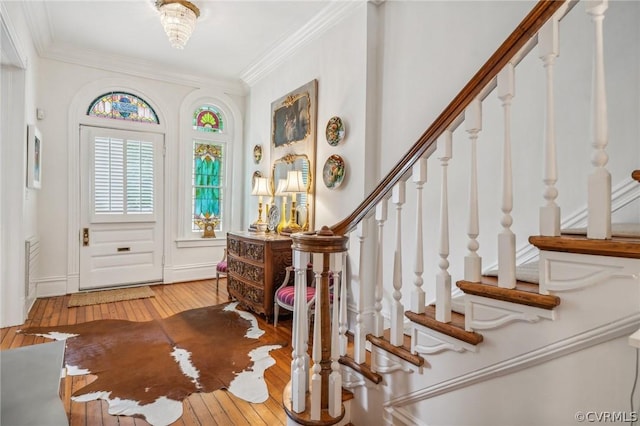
<box><xmin>339</xmin><ymin>355</ymin><xmax>383</xmax><ymax>384</ymax></box>
<box><xmin>405</xmin><ymin>306</ymin><xmax>483</xmax><ymax>345</ymax></box>
<box><xmin>366</xmin><ymin>330</ymin><xmax>425</xmax><ymax>367</ymax></box>
<box><xmin>457</xmin><ymin>276</ymin><xmax>560</xmax><ymax>310</ymax></box>
<box><xmin>529</xmin><ymin>234</ymin><xmax>640</xmax><ymax>259</ymax></box>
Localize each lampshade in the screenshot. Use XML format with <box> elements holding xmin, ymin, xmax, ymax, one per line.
<box><xmin>283</xmin><ymin>170</ymin><xmax>306</xmax><ymax>194</ymax></box>
<box><xmin>275</xmin><ymin>179</ymin><xmax>288</xmax><ymax>197</ymax></box>
<box><xmin>157</xmin><ymin>0</ymin><xmax>200</xmax><ymax>49</ymax></box>
<box><xmin>251</xmin><ymin>177</ymin><xmax>271</xmax><ymax>197</ymax></box>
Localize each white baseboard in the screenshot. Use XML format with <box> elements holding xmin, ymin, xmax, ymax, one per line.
<box><xmin>168</xmin><ymin>262</ymin><xmax>216</xmax><ymax>284</ymax></box>
<box><xmin>35</xmin><ymin>276</ymin><xmax>68</xmax><ymax>297</ymax></box>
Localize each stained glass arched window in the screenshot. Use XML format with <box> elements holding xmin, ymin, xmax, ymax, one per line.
<box><xmin>193</xmin><ymin>105</ymin><xmax>224</xmax><ymax>133</ymax></box>
<box><xmin>87</xmin><ymin>91</ymin><xmax>159</xmax><ymax>124</ymax></box>
<box><xmin>192</xmin><ymin>142</ymin><xmax>224</xmax><ymax>231</ymax></box>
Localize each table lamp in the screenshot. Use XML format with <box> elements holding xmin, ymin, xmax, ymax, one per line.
<box><xmin>281</xmin><ymin>170</ymin><xmax>305</xmax><ymax>235</ymax></box>
<box><xmin>251</xmin><ymin>176</ymin><xmax>271</xmax><ymax>232</ymax></box>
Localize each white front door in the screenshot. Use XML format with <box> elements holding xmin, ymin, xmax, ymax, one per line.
<box><xmin>79</xmin><ymin>126</ymin><xmax>164</xmax><ymax>290</ymax></box>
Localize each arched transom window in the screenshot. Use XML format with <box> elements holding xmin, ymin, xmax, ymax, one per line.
<box><xmin>87</xmin><ymin>91</ymin><xmax>159</xmax><ymax>124</ymax></box>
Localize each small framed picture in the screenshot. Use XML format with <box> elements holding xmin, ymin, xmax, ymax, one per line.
<box><xmin>26</xmin><ymin>125</ymin><xmax>42</xmax><ymax>189</ymax></box>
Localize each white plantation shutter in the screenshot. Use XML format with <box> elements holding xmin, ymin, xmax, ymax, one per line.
<box><xmin>93</xmin><ymin>136</ymin><xmax>154</xmax><ymax>216</ymax></box>
<box><xmin>94</xmin><ymin>137</ymin><xmax>124</xmax><ymax>213</ymax></box>
<box><xmin>126</xmin><ymin>140</ymin><xmax>154</xmax><ymax>213</ymax></box>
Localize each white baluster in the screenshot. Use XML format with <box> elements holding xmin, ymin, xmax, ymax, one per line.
<box><xmin>465</xmin><ymin>99</ymin><xmax>482</xmax><ymax>282</ymax></box>
<box><xmin>329</xmin><ymin>252</ymin><xmax>343</xmax><ymax>418</ymax></box>
<box><xmin>391</xmin><ymin>182</ymin><xmax>406</xmax><ymax>346</ymax></box>
<box><xmin>586</xmin><ymin>0</ymin><xmax>611</xmax><ymax>240</ymax></box>
<box><xmin>538</xmin><ymin>17</ymin><xmax>561</xmax><ymax>236</ymax></box>
<box><xmin>436</xmin><ymin>131</ymin><xmax>453</xmax><ymax>323</ymax></box>
<box><xmin>310</xmin><ymin>254</ymin><xmax>323</xmax><ymax>420</ymax></box>
<box><xmin>411</xmin><ymin>158</ymin><xmax>427</xmax><ymax>314</ymax></box>
<box><xmin>337</xmin><ymin>253</ymin><xmax>348</xmax><ymax>357</ymax></box>
<box><xmin>374</xmin><ymin>199</ymin><xmax>388</xmax><ymax>337</ymax></box>
<box><xmin>497</xmin><ymin>63</ymin><xmax>517</xmax><ymax>289</ymax></box>
<box><xmin>291</xmin><ymin>250</ymin><xmax>310</xmax><ymax>413</ymax></box>
<box><xmin>354</xmin><ymin>221</ymin><xmax>367</xmax><ymax>364</ymax></box>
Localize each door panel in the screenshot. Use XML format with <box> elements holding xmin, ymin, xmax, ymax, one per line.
<box><xmin>80</xmin><ymin>126</ymin><xmax>164</xmax><ymax>290</ymax></box>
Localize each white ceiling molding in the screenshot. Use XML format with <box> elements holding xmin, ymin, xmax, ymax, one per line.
<box><xmin>36</xmin><ymin>41</ymin><xmax>248</xmax><ymax>95</ymax></box>
<box><xmin>240</xmin><ymin>0</ymin><xmax>364</xmax><ymax>87</ymax></box>
<box><xmin>21</xmin><ymin>1</ymin><xmax>52</xmax><ymax>57</ymax></box>
<box><xmin>19</xmin><ymin>1</ymin><xmax>247</xmax><ymax>95</ymax></box>
<box><xmin>1</xmin><ymin>3</ymin><xmax>27</xmax><ymax>68</ymax></box>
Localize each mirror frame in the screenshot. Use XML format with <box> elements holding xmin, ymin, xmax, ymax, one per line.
<box><xmin>271</xmin><ymin>153</ymin><xmax>314</xmax><ymax>232</ymax></box>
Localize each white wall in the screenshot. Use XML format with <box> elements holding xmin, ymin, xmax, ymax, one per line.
<box><xmin>0</xmin><ymin>1</ymin><xmax>40</xmax><ymax>326</ymax></box>
<box><xmin>32</xmin><ymin>58</ymin><xmax>245</xmax><ymax>295</ymax></box>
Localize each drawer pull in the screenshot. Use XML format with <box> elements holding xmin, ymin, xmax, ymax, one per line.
<box><xmin>117</xmin><ymin>247</ymin><xmax>131</xmax><ymax>252</ymax></box>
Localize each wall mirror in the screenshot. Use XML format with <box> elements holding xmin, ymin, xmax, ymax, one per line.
<box><xmin>271</xmin><ymin>154</ymin><xmax>313</xmax><ymax>232</ymax></box>
<box><xmin>269</xmin><ymin>80</ymin><xmax>317</xmax><ymax>233</ymax></box>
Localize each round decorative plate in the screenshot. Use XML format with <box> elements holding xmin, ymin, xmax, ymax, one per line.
<box><xmin>322</xmin><ymin>155</ymin><xmax>346</xmax><ymax>189</ymax></box>
<box><xmin>267</xmin><ymin>205</ymin><xmax>280</xmax><ymax>232</ymax></box>
<box><xmin>325</xmin><ymin>116</ymin><xmax>345</xmax><ymax>146</ymax></box>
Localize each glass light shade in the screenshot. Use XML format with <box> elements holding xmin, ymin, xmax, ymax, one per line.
<box><xmin>251</xmin><ymin>177</ymin><xmax>271</xmax><ymax>197</ymax></box>
<box><xmin>157</xmin><ymin>0</ymin><xmax>200</xmax><ymax>49</ymax></box>
<box><xmin>283</xmin><ymin>170</ymin><xmax>306</xmax><ymax>194</ymax></box>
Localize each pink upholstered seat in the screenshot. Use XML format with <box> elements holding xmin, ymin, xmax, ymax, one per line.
<box><xmin>273</xmin><ymin>266</ymin><xmax>334</xmax><ymax>327</ymax></box>
<box><xmin>215</xmin><ymin>250</ymin><xmax>227</xmax><ymax>291</ymax></box>
<box><xmin>216</xmin><ymin>261</ymin><xmax>227</xmax><ymax>273</ymax></box>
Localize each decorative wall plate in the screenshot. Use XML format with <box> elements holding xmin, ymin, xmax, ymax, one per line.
<box><xmin>325</xmin><ymin>116</ymin><xmax>345</xmax><ymax>146</ymax></box>
<box><xmin>267</xmin><ymin>205</ymin><xmax>280</xmax><ymax>232</ymax></box>
<box><xmin>253</xmin><ymin>144</ymin><xmax>263</xmax><ymax>164</ymax></box>
<box><xmin>322</xmin><ymin>155</ymin><xmax>345</xmax><ymax>189</ymax></box>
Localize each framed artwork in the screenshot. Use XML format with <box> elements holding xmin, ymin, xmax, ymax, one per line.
<box><xmin>270</xmin><ymin>80</ymin><xmax>317</xmax><ymax>151</ymax></box>
<box><xmin>26</xmin><ymin>125</ymin><xmax>42</xmax><ymax>189</ymax></box>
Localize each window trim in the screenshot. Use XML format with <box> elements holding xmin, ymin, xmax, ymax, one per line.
<box><xmin>178</xmin><ymin>90</ymin><xmax>243</xmax><ymax>243</ymax></box>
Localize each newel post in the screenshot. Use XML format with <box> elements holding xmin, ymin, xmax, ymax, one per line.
<box><xmin>284</xmin><ymin>227</ymin><xmax>349</xmax><ymax>425</ymax></box>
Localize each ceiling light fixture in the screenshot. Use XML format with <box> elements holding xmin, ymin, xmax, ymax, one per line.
<box><xmin>156</xmin><ymin>0</ymin><xmax>200</xmax><ymax>49</ymax></box>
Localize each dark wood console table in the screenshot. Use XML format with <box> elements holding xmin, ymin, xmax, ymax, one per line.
<box><xmin>226</xmin><ymin>231</ymin><xmax>292</xmax><ymax>318</ymax></box>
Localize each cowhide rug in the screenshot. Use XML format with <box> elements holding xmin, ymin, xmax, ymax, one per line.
<box><xmin>19</xmin><ymin>302</ymin><xmax>284</xmax><ymax>426</ymax></box>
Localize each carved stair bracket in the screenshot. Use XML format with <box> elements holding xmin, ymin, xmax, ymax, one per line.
<box><xmin>411</xmin><ymin>323</ymin><xmax>477</xmax><ymax>355</ymax></box>
<box><xmin>464</xmin><ymin>295</ymin><xmax>555</xmax><ymax>332</ymax></box>
<box><xmin>370</xmin><ymin>346</ymin><xmax>418</xmax><ymax>375</ymax></box>
<box><xmin>540</xmin><ymin>251</ymin><xmax>627</xmax><ymax>294</ymax></box>
<box><xmin>340</xmin><ymin>365</ymin><xmax>379</xmax><ymax>390</ymax></box>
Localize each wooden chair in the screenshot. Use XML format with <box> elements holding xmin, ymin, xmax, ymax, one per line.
<box><xmin>215</xmin><ymin>249</ymin><xmax>228</xmax><ymax>291</ymax></box>
<box><xmin>273</xmin><ymin>265</ymin><xmax>333</xmax><ymax>327</ymax></box>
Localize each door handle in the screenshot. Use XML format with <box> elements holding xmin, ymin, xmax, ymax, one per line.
<box><xmin>82</xmin><ymin>228</ymin><xmax>90</xmax><ymax>246</ymax></box>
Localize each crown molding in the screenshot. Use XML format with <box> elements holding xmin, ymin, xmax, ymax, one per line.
<box><xmin>1</xmin><ymin>2</ymin><xmax>27</xmax><ymax>68</ymax></box>
<box><xmin>240</xmin><ymin>0</ymin><xmax>364</xmax><ymax>87</ymax></box>
<box><xmin>39</xmin><ymin>42</ymin><xmax>248</xmax><ymax>95</ymax></box>
<box><xmin>19</xmin><ymin>1</ymin><xmax>247</xmax><ymax>95</ymax></box>
<box><xmin>21</xmin><ymin>1</ymin><xmax>52</xmax><ymax>57</ymax></box>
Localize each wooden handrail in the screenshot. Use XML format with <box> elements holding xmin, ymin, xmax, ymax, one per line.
<box><xmin>330</xmin><ymin>0</ymin><xmax>567</xmax><ymax>236</ymax></box>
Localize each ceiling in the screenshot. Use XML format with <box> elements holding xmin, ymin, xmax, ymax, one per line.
<box><xmin>21</xmin><ymin>0</ymin><xmax>336</xmax><ymax>89</ymax></box>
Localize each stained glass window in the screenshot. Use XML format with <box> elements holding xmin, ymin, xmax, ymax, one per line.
<box><xmin>192</xmin><ymin>142</ymin><xmax>223</xmax><ymax>231</ymax></box>
<box><xmin>87</xmin><ymin>92</ymin><xmax>159</xmax><ymax>124</ymax></box>
<box><xmin>193</xmin><ymin>106</ymin><xmax>224</xmax><ymax>133</ymax></box>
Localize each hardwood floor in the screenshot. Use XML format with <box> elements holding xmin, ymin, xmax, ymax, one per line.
<box><xmin>0</xmin><ymin>279</ymin><xmax>294</xmax><ymax>426</ymax></box>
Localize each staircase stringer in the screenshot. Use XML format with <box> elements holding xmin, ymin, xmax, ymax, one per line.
<box><xmin>384</xmin><ymin>311</ymin><xmax>640</xmax><ymax>419</ymax></box>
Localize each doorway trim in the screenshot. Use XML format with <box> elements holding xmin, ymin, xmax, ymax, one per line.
<box><xmin>67</xmin><ymin>78</ymin><xmax>168</xmax><ymax>294</ymax></box>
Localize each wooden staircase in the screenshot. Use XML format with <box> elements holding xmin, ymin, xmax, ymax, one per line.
<box><xmin>281</xmin><ymin>1</ymin><xmax>639</xmax><ymax>424</ymax></box>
